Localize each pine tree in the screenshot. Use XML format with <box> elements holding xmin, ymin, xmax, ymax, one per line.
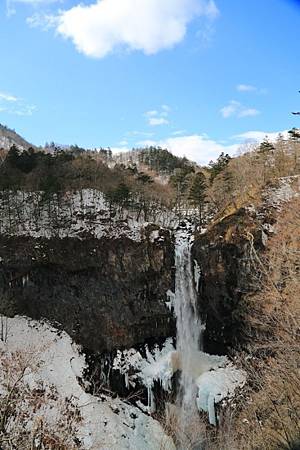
<box><xmin>258</xmin><ymin>139</ymin><xmax>275</xmax><ymax>154</ymax></box>
<box><xmin>188</xmin><ymin>172</ymin><xmax>207</xmax><ymax>224</ymax></box>
<box><xmin>288</xmin><ymin>127</ymin><xmax>300</xmax><ymax>141</ymax></box>
<box><xmin>209</xmin><ymin>152</ymin><xmax>231</xmax><ymax>183</ymax></box>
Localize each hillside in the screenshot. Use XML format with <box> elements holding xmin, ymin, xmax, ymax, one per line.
<box><xmin>0</xmin><ymin>124</ymin><xmax>35</xmax><ymax>151</ymax></box>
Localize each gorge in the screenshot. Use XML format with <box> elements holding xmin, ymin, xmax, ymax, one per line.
<box><xmin>0</xmin><ymin>138</ymin><xmax>299</xmax><ymax>450</ymax></box>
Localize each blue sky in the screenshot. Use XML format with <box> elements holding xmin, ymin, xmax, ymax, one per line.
<box><xmin>0</xmin><ymin>0</ymin><xmax>299</xmax><ymax>163</ymax></box>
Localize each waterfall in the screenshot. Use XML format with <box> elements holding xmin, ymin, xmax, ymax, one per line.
<box><xmin>174</xmin><ymin>222</ymin><xmax>203</xmax><ymax>426</ymax></box>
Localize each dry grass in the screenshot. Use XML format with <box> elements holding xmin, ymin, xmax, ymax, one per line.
<box><xmin>0</xmin><ymin>348</ymin><xmax>83</xmax><ymax>450</ymax></box>
<box><xmin>212</xmin><ymin>197</ymin><xmax>300</xmax><ymax>450</ymax></box>
<box><xmin>208</xmin><ymin>138</ymin><xmax>300</xmax><ymax>219</ymax></box>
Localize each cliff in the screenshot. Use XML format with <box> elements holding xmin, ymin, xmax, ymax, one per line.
<box><xmin>192</xmin><ymin>176</ymin><xmax>300</xmax><ymax>354</ymax></box>
<box><xmin>0</xmin><ymin>189</ymin><xmax>175</xmax><ymax>353</ymax></box>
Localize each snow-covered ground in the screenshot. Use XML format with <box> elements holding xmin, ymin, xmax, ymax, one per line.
<box><xmin>0</xmin><ymin>316</ymin><xmax>175</xmax><ymax>450</ymax></box>
<box><xmin>0</xmin><ymin>189</ymin><xmax>176</xmax><ymax>241</ymax></box>
<box><xmin>263</xmin><ymin>175</ymin><xmax>299</xmax><ymax>210</ymax></box>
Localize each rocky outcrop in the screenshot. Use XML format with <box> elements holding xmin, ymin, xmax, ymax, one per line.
<box><xmin>0</xmin><ymin>231</ymin><xmax>175</xmax><ymax>353</ymax></box>
<box><xmin>193</xmin><ymin>176</ymin><xmax>299</xmax><ymax>354</ymax></box>
<box><xmin>0</xmin><ymin>190</ymin><xmax>176</xmax><ymax>354</ymax></box>
<box><xmin>192</xmin><ymin>209</ymin><xmax>259</xmax><ymax>354</ymax></box>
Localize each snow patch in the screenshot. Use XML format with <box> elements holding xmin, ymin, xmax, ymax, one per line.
<box><xmin>0</xmin><ymin>316</ymin><xmax>175</xmax><ymax>450</ymax></box>
<box><xmin>264</xmin><ymin>176</ymin><xmax>299</xmax><ymax>210</ymax></box>
<box><xmin>0</xmin><ymin>189</ymin><xmax>176</xmax><ymax>242</ymax></box>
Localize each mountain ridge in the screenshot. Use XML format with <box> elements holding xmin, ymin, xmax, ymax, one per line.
<box><xmin>0</xmin><ymin>123</ymin><xmax>35</xmax><ymax>151</ymax></box>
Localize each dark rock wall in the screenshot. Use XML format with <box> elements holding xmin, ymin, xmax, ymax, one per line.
<box><xmin>0</xmin><ymin>228</ymin><xmax>175</xmax><ymax>353</ymax></box>
<box><xmin>192</xmin><ymin>208</ymin><xmax>263</xmax><ymax>354</ymax></box>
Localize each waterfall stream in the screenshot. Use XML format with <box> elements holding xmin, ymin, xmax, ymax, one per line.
<box><xmin>112</xmin><ymin>220</ymin><xmax>246</xmax><ymax>445</ymax></box>
<box><xmin>174</xmin><ymin>222</ymin><xmax>203</xmax><ymax>428</ymax></box>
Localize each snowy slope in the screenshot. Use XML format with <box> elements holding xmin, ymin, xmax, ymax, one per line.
<box><xmin>0</xmin><ymin>189</ymin><xmax>176</xmax><ymax>241</ymax></box>
<box><xmin>0</xmin><ymin>124</ymin><xmax>34</xmax><ymax>151</ymax></box>
<box><xmin>0</xmin><ymin>316</ymin><xmax>175</xmax><ymax>450</ymax></box>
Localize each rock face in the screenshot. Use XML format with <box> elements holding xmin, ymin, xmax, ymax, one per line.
<box><xmin>0</xmin><ymin>232</ymin><xmax>175</xmax><ymax>353</ymax></box>
<box><xmin>0</xmin><ymin>190</ymin><xmax>175</xmax><ymax>353</ymax></box>
<box><xmin>192</xmin><ymin>176</ymin><xmax>299</xmax><ymax>354</ymax></box>
<box><xmin>192</xmin><ymin>208</ymin><xmax>264</xmax><ymax>354</ymax></box>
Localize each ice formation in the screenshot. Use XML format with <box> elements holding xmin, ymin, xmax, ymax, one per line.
<box><xmin>112</xmin><ymin>223</ymin><xmax>246</xmax><ymax>427</ymax></box>
<box><xmin>0</xmin><ymin>316</ymin><xmax>175</xmax><ymax>450</ymax></box>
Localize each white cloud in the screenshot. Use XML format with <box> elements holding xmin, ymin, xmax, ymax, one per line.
<box><xmin>238</xmin><ymin>108</ymin><xmax>260</xmax><ymax>117</ymax></box>
<box><xmin>220</xmin><ymin>100</ymin><xmax>240</xmax><ymax>118</ymax></box>
<box><xmin>220</xmin><ymin>100</ymin><xmax>260</xmax><ymax>119</ymax></box>
<box><xmin>51</xmin><ymin>0</ymin><xmax>219</xmax><ymax>58</ymax></box>
<box><xmin>0</xmin><ymin>90</ymin><xmax>36</xmax><ymax>116</ymax></box>
<box><xmin>137</xmin><ymin>134</ymin><xmax>239</xmax><ymax>165</ymax></box>
<box><xmin>172</xmin><ymin>129</ymin><xmax>186</xmax><ymax>135</ymax></box>
<box><xmin>236</xmin><ymin>84</ymin><xmax>256</xmax><ymax>92</ymax></box>
<box><xmin>144</xmin><ymin>105</ymin><xmax>171</xmax><ymax>126</ymax></box>
<box><xmin>110</xmin><ymin>145</ymin><xmax>131</xmax><ymax>153</ymax></box>
<box><xmin>148</xmin><ymin>117</ymin><xmax>169</xmax><ymax>126</ymax></box>
<box><xmin>114</xmin><ymin>128</ymin><xmax>291</xmax><ymax>165</ymax></box>
<box><xmin>162</xmin><ymin>104</ymin><xmax>171</xmax><ymax>112</ymax></box>
<box><xmin>0</xmin><ymin>92</ymin><xmax>18</xmax><ymax>102</ymax></box>
<box><xmin>27</xmin><ymin>12</ymin><xmax>60</xmax><ymax>30</ymax></box>
<box><xmin>236</xmin><ymin>84</ymin><xmax>267</xmax><ymax>95</ymax></box>
<box><xmin>233</xmin><ymin>130</ymin><xmax>289</xmax><ymax>143</ymax></box>
<box><xmin>14</xmin><ymin>105</ymin><xmax>37</xmax><ymax>116</ymax></box>
<box><xmin>145</xmin><ymin>110</ymin><xmax>159</xmax><ymax>117</ymax></box>
<box><xmin>125</xmin><ymin>130</ymin><xmax>154</xmax><ymax>138</ymax></box>
<box><xmin>7</xmin><ymin>0</ymin><xmax>62</xmax><ymax>16</ymax></box>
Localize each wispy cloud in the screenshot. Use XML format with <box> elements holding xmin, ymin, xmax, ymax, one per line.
<box><xmin>148</xmin><ymin>117</ymin><xmax>169</xmax><ymax>126</ymax></box>
<box><xmin>233</xmin><ymin>130</ymin><xmax>289</xmax><ymax>143</ymax></box>
<box><xmin>236</xmin><ymin>84</ymin><xmax>257</xmax><ymax>92</ymax></box>
<box><xmin>238</xmin><ymin>108</ymin><xmax>260</xmax><ymax>117</ymax></box>
<box><xmin>27</xmin><ymin>12</ymin><xmax>59</xmax><ymax>30</ymax></box>
<box><xmin>172</xmin><ymin>129</ymin><xmax>186</xmax><ymax>136</ymax></box>
<box><xmin>0</xmin><ymin>90</ymin><xmax>36</xmax><ymax>116</ymax></box>
<box><xmin>125</xmin><ymin>130</ymin><xmax>154</xmax><ymax>138</ymax></box>
<box><xmin>236</xmin><ymin>84</ymin><xmax>267</xmax><ymax>95</ymax></box>
<box><xmin>6</xmin><ymin>0</ymin><xmax>62</xmax><ymax>16</ymax></box>
<box><xmin>144</xmin><ymin>105</ymin><xmax>171</xmax><ymax>126</ymax></box>
<box><xmin>220</xmin><ymin>100</ymin><xmax>260</xmax><ymax>119</ymax></box>
<box><xmin>0</xmin><ymin>92</ymin><xmax>18</xmax><ymax>102</ymax></box>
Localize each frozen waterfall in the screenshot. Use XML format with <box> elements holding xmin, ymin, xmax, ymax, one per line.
<box><xmin>174</xmin><ymin>223</ymin><xmax>203</xmax><ymax>425</ymax></box>
<box><xmin>112</xmin><ymin>220</ymin><xmax>246</xmax><ymax>436</ymax></box>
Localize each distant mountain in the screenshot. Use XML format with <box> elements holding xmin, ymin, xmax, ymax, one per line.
<box><xmin>0</xmin><ymin>124</ymin><xmax>35</xmax><ymax>151</ymax></box>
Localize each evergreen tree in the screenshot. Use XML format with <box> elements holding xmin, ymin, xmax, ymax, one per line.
<box><xmin>105</xmin><ymin>183</ymin><xmax>131</xmax><ymax>208</ymax></box>
<box><xmin>209</xmin><ymin>152</ymin><xmax>231</xmax><ymax>183</ymax></box>
<box><xmin>288</xmin><ymin>127</ymin><xmax>300</xmax><ymax>141</ymax></box>
<box><xmin>188</xmin><ymin>172</ymin><xmax>207</xmax><ymax>224</ymax></box>
<box><xmin>6</xmin><ymin>145</ymin><xmax>20</xmax><ymax>167</ymax></box>
<box><xmin>258</xmin><ymin>139</ymin><xmax>275</xmax><ymax>154</ymax></box>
